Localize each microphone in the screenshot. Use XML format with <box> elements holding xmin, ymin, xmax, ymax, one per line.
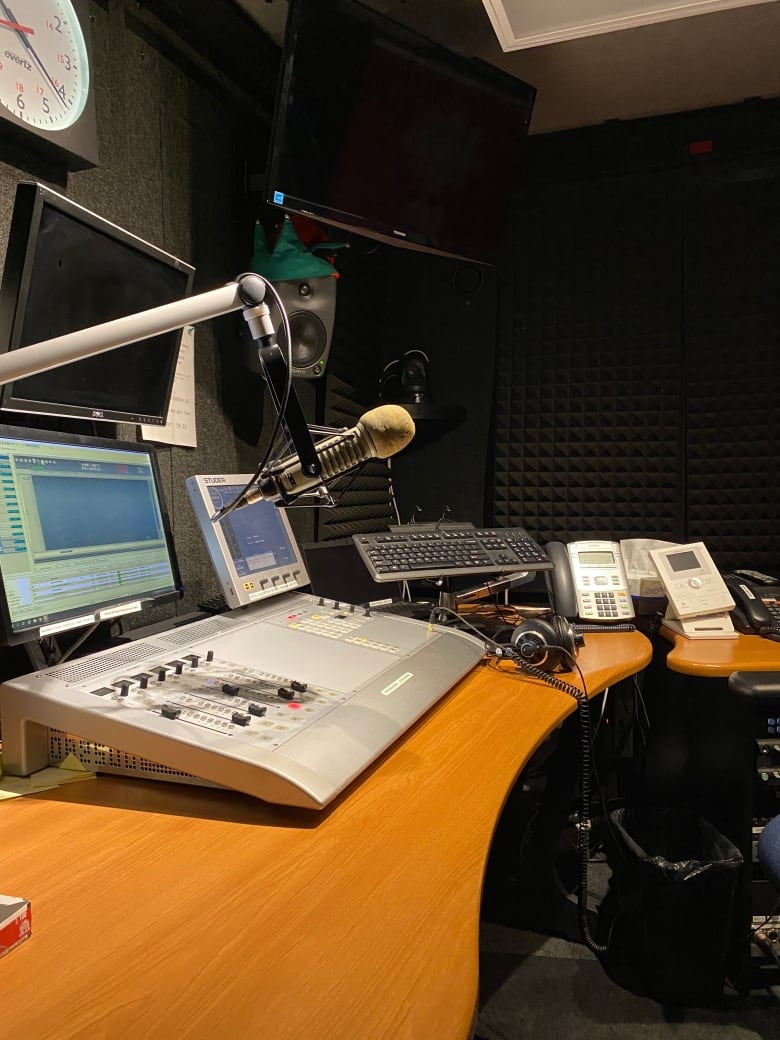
<box><xmin>217</xmin><ymin>404</ymin><xmax>415</xmax><ymax>514</ymax></box>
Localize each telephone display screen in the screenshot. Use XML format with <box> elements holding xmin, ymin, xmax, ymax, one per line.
<box><xmin>577</xmin><ymin>550</ymin><xmax>615</xmax><ymax>567</ymax></box>
<box><xmin>668</xmin><ymin>550</ymin><xmax>700</xmax><ymax>573</ymax></box>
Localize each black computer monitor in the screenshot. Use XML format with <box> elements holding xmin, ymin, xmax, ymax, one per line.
<box><xmin>0</xmin><ymin>181</ymin><xmax>195</xmax><ymax>426</ymax></box>
<box><xmin>0</xmin><ymin>425</ymin><xmax>182</xmax><ymax>645</ymax></box>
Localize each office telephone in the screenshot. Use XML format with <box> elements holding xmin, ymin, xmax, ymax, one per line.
<box><xmin>723</xmin><ymin>571</ymin><xmax>780</xmax><ymax>641</ymax></box>
<box><xmin>545</xmin><ymin>540</ymin><xmax>634</xmax><ymax>622</ymax></box>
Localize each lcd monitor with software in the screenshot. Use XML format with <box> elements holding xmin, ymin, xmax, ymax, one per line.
<box><xmin>0</xmin><ymin>425</ymin><xmax>182</xmax><ymax>646</ymax></box>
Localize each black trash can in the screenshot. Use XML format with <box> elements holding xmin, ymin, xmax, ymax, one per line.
<box><xmin>598</xmin><ymin>807</ymin><xmax>743</xmax><ymax>1006</ymax></box>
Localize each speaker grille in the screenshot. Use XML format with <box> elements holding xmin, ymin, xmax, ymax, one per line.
<box><xmin>272</xmin><ymin>277</ymin><xmax>337</xmax><ymax>379</ymax></box>
<box><xmin>285</xmin><ymin>312</ymin><xmax>327</xmax><ymax>369</ymax></box>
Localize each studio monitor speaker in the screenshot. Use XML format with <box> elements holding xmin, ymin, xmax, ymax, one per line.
<box><xmin>270</xmin><ymin>276</ymin><xmax>337</xmax><ymax>379</ymax></box>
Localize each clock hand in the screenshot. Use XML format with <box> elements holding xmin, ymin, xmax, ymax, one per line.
<box><xmin>0</xmin><ymin>16</ymin><xmax>33</xmax><ymax>34</ymax></box>
<box><xmin>0</xmin><ymin>1</ymin><xmax>68</xmax><ymax>110</ymax></box>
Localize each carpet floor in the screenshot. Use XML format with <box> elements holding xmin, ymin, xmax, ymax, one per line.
<box><xmin>477</xmin><ymin>924</ymin><xmax>780</xmax><ymax>1040</ymax></box>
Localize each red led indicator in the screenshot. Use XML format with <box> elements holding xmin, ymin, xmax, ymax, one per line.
<box><xmin>689</xmin><ymin>140</ymin><xmax>713</xmax><ymax>156</ymax></box>
<box><xmin>287</xmin><ymin>702</ymin><xmax>301</xmax><ymax>710</ymax></box>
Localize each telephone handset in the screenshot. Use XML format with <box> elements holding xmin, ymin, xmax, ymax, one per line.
<box><xmin>722</xmin><ymin>573</ymin><xmax>780</xmax><ymax>641</ymax></box>
<box><xmin>545</xmin><ymin>540</ymin><xmax>634</xmax><ymax>622</ymax></box>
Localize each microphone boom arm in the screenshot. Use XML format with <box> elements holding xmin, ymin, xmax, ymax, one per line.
<box><xmin>239</xmin><ymin>277</ymin><xmax>320</xmax><ymax>483</ymax></box>
<box><xmin>0</xmin><ymin>271</ymin><xmax>320</xmax><ymax>489</ymax></box>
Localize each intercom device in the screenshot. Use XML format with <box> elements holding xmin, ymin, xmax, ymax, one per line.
<box><xmin>648</xmin><ymin>541</ymin><xmax>736</xmax><ymax>639</ymax></box>
<box><xmin>722</xmin><ymin>573</ymin><xmax>780</xmax><ymax>641</ymax></box>
<box><xmin>187</xmin><ymin>475</ymin><xmax>309</xmax><ymax>609</ymax></box>
<box><xmin>545</xmin><ymin>540</ymin><xmax>634</xmax><ymax>622</ymax></box>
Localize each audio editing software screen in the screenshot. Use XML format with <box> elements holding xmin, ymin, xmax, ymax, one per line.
<box><xmin>0</xmin><ymin>428</ymin><xmax>181</xmax><ymax>644</ymax></box>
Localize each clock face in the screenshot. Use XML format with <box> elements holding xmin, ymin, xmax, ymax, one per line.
<box><xmin>0</xmin><ymin>0</ymin><xmax>90</xmax><ymax>131</ymax></box>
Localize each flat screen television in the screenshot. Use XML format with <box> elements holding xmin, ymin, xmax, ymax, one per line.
<box><xmin>0</xmin><ymin>425</ymin><xmax>182</xmax><ymax>645</ymax></box>
<box><xmin>265</xmin><ymin>0</ymin><xmax>536</xmax><ymax>265</ymax></box>
<box><xmin>0</xmin><ymin>182</ymin><xmax>195</xmax><ymax>426</ymax></box>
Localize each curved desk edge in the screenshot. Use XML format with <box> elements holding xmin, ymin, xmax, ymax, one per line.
<box><xmin>661</xmin><ymin>625</ymin><xmax>780</xmax><ymax>676</ymax></box>
<box><xmin>0</xmin><ymin>632</ymin><xmax>651</xmax><ymax>1040</ymax></box>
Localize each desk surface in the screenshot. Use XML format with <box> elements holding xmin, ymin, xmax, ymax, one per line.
<box><xmin>661</xmin><ymin>627</ymin><xmax>780</xmax><ymax>676</ymax></box>
<box><xmin>1</xmin><ymin>632</ymin><xmax>650</xmax><ymax>1040</ymax></box>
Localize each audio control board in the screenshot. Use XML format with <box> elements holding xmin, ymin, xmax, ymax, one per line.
<box><xmin>0</xmin><ymin>592</ymin><xmax>485</xmax><ymax>809</ymax></box>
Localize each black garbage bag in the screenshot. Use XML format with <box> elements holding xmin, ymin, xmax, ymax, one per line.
<box><xmin>597</xmin><ymin>807</ymin><xmax>743</xmax><ymax>1006</ymax></box>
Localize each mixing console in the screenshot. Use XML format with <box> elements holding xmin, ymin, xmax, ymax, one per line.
<box><xmin>0</xmin><ymin>592</ymin><xmax>485</xmax><ymax>808</ymax></box>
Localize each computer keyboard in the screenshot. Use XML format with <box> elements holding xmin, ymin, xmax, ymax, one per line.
<box><xmin>352</xmin><ymin>523</ymin><xmax>552</xmax><ymax>582</ymax></box>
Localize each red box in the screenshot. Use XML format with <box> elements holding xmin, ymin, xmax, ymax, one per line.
<box><xmin>0</xmin><ymin>896</ymin><xmax>31</xmax><ymax>960</ymax></box>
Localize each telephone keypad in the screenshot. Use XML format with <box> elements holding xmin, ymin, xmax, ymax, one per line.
<box><xmin>579</xmin><ymin>589</ymin><xmax>633</xmax><ymax>620</ymax></box>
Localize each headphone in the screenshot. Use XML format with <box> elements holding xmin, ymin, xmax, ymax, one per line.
<box><xmin>494</xmin><ymin>614</ymin><xmax>583</xmax><ymax>673</ymax></box>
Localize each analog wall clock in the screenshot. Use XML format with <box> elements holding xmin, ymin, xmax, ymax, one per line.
<box><xmin>0</xmin><ymin>0</ymin><xmax>98</xmax><ymax>169</ymax></box>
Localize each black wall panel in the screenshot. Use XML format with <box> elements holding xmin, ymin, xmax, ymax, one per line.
<box><xmin>683</xmin><ymin>158</ymin><xmax>780</xmax><ymax>572</ymax></box>
<box><xmin>493</xmin><ymin>99</ymin><xmax>780</xmax><ymax>572</ymax></box>
<box><xmin>314</xmin><ymin>241</ymin><xmax>498</xmax><ymax>540</ymax></box>
<box><xmin>493</xmin><ymin>171</ymin><xmax>684</xmax><ymax>545</ymax></box>
<box><xmin>379</xmin><ymin>248</ymin><xmax>498</xmax><ymax>529</ymax></box>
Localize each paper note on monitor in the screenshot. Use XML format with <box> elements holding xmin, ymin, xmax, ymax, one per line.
<box><xmin>140</xmin><ymin>325</ymin><xmax>197</xmax><ymax>447</ymax></box>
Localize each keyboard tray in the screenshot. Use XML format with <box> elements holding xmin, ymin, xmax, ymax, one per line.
<box><xmin>352</xmin><ymin>523</ymin><xmax>552</xmax><ymax>582</ymax></box>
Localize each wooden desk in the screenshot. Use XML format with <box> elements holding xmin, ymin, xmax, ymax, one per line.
<box><xmin>662</xmin><ymin>627</ymin><xmax>780</xmax><ymax>676</ymax></box>
<box><xmin>1</xmin><ymin>633</ymin><xmax>650</xmax><ymax>1040</ymax></box>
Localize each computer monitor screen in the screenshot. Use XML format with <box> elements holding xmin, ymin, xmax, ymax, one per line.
<box><xmin>0</xmin><ymin>181</ymin><xmax>195</xmax><ymax>425</ymax></box>
<box><xmin>266</xmin><ymin>0</ymin><xmax>536</xmax><ymax>264</ymax></box>
<box><xmin>187</xmin><ymin>475</ymin><xmax>309</xmax><ymax>609</ymax></box>
<box><xmin>0</xmin><ymin>426</ymin><xmax>182</xmax><ymax>645</ymax></box>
